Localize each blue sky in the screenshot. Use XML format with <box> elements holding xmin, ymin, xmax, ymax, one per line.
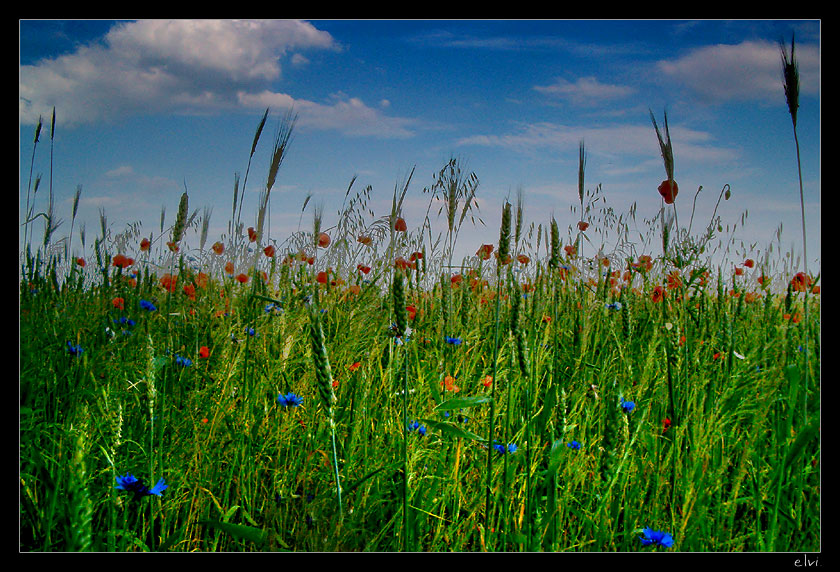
<box><xmin>19</xmin><ymin>19</ymin><xmax>820</xmax><ymax>277</ymax></box>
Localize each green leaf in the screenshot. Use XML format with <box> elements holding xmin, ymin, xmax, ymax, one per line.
<box><xmin>546</xmin><ymin>439</ymin><xmax>566</xmax><ymax>475</ymax></box>
<box><xmin>434</xmin><ymin>395</ymin><xmax>492</xmax><ymax>411</ymax></box>
<box><xmin>419</xmin><ymin>418</ymin><xmax>486</xmax><ymax>443</ymax></box>
<box><xmin>199</xmin><ymin>520</ymin><xmax>270</xmax><ymax>546</ymax></box>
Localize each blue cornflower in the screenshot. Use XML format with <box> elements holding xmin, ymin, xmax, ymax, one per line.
<box><xmin>566</xmin><ymin>440</ymin><xmax>582</xmax><ymax>450</ymax></box>
<box><xmin>606</xmin><ymin>302</ymin><xmax>622</xmax><ymax>311</ymax></box>
<box><xmin>66</xmin><ymin>341</ymin><xmax>84</xmax><ymax>356</ymax></box>
<box><xmin>114</xmin><ymin>316</ymin><xmax>136</xmax><ymax>327</ymax></box>
<box><xmin>115</xmin><ymin>472</ymin><xmax>168</xmax><ymax>499</ymax></box>
<box><xmin>174</xmin><ymin>355</ymin><xmax>192</xmax><ymax>367</ymax></box>
<box><xmin>245</xmin><ymin>327</ymin><xmax>257</xmax><ymax>337</ymax></box>
<box><xmin>391</xmin><ymin>325</ymin><xmax>413</xmax><ymax>345</ymax></box>
<box><xmin>264</xmin><ymin>302</ymin><xmax>284</xmax><ymax>315</ymax></box>
<box><xmin>277</xmin><ymin>392</ymin><xmax>304</xmax><ymax>408</ymax></box>
<box><xmin>407</xmin><ymin>420</ymin><xmax>427</xmax><ymax>436</ymax></box>
<box><xmin>493</xmin><ymin>441</ymin><xmax>517</xmax><ymax>455</ymax></box>
<box><xmin>639</xmin><ymin>527</ymin><xmax>674</xmax><ymax>548</ymax></box>
<box><xmin>444</xmin><ymin>336</ymin><xmax>462</xmax><ymax>345</ymax></box>
<box><xmin>139</xmin><ymin>299</ymin><xmax>157</xmax><ymax>312</ymax></box>
<box><xmin>621</xmin><ymin>399</ymin><xmax>635</xmax><ymax>414</ymax></box>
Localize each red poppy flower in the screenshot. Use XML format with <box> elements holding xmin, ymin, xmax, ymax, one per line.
<box><xmin>517</xmin><ymin>254</ymin><xmax>530</xmax><ymax>264</ymax></box>
<box><xmin>666</xmin><ymin>270</ymin><xmax>682</xmax><ymax>290</ymax></box>
<box><xmin>744</xmin><ymin>259</ymin><xmax>754</xmax><ymax>268</ymax></box>
<box><xmin>441</xmin><ymin>375</ymin><xmax>459</xmax><ymax>393</ymax></box>
<box><xmin>183</xmin><ymin>283</ymin><xmax>196</xmax><ymax>301</ymax></box>
<box><xmin>564</xmin><ymin>245</ymin><xmax>577</xmax><ymax>258</ymax></box>
<box><xmin>112</xmin><ymin>297</ymin><xmax>125</xmax><ymax>310</ymax></box>
<box><xmin>224</xmin><ymin>261</ymin><xmax>235</xmax><ymax>275</ymax></box>
<box><xmin>476</xmin><ymin>244</ymin><xmax>494</xmax><ymax>260</ymax></box>
<box><xmin>166</xmin><ymin>241</ymin><xmax>179</xmax><ymax>252</ymax></box>
<box><xmin>651</xmin><ymin>285</ymin><xmax>666</xmax><ymax>303</ymax></box>
<box><xmin>394</xmin><ymin>257</ymin><xmax>412</xmax><ymax>270</ymax></box>
<box><xmin>199</xmin><ymin>346</ymin><xmax>210</xmax><ymax>359</ymax></box>
<box><xmin>76</xmin><ymin>257</ymin><xmax>86</xmax><ymax>267</ymax></box>
<box><xmin>410</xmin><ymin>251</ymin><xmax>423</xmax><ymax>262</ymax></box>
<box><xmin>357</xmin><ymin>264</ymin><xmax>371</xmax><ymax>275</ymax></box>
<box><xmin>791</xmin><ymin>272</ymin><xmax>812</xmax><ymax>292</ymax></box>
<box><xmin>357</xmin><ymin>235</ymin><xmax>372</xmax><ymax>246</ymax></box>
<box><xmin>406</xmin><ymin>305</ymin><xmax>417</xmax><ymax>320</ymax></box>
<box><xmin>112</xmin><ymin>254</ymin><xmax>134</xmax><ymax>269</ymax></box>
<box><xmin>160</xmin><ymin>273</ymin><xmax>178</xmax><ymax>292</ymax></box>
<box><xmin>578</xmin><ymin>221</ymin><xmax>589</xmax><ymax>232</ymax></box>
<box><xmin>318</xmin><ymin>232</ymin><xmax>331</xmax><ymax>248</ymax></box>
<box><xmin>394</xmin><ymin>217</ymin><xmax>407</xmax><ymax>232</ymax></box>
<box><xmin>235</xmin><ymin>273</ymin><xmax>249</xmax><ymax>284</ymax></box>
<box><xmin>140</xmin><ymin>238</ymin><xmax>151</xmax><ymax>251</ymax></box>
<box><xmin>316</xmin><ymin>271</ymin><xmax>328</xmax><ymax>284</ymax></box>
<box><xmin>658</xmin><ymin>179</ymin><xmax>679</xmax><ymax>204</ymax></box>
<box><xmin>247</xmin><ymin>227</ymin><xmax>258</xmax><ymax>242</ymax></box>
<box><xmin>212</xmin><ymin>241</ymin><xmax>225</xmax><ymax>255</ymax></box>
<box><xmin>451</xmin><ymin>274</ymin><xmax>463</xmax><ymax>286</ymax></box>
<box><xmin>662</xmin><ymin>418</ymin><xmax>672</xmax><ymax>433</ymax></box>
<box><xmin>263</xmin><ymin>245</ymin><xmax>276</xmax><ymax>258</ymax></box>
<box><xmin>481</xmin><ymin>375</ymin><xmax>493</xmax><ymax>388</ymax></box>
<box><xmin>348</xmin><ymin>361</ymin><xmax>361</xmax><ymax>372</ymax></box>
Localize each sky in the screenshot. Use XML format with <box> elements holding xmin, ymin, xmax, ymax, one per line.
<box><xmin>19</xmin><ymin>19</ymin><xmax>821</xmax><ymax>279</ymax></box>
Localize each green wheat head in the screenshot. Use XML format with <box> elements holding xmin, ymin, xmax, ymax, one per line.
<box><xmin>499</xmin><ymin>201</ymin><xmax>512</xmax><ymax>271</ymax></box>
<box><xmin>309</xmin><ymin>305</ymin><xmax>336</xmax><ymax>420</ymax></box>
<box><xmin>392</xmin><ymin>270</ymin><xmax>408</xmax><ymax>339</ymax></box>
<box><xmin>172</xmin><ymin>191</ymin><xmax>189</xmax><ymax>245</ymax></box>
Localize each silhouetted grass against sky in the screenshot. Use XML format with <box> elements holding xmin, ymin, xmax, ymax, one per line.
<box><xmin>19</xmin><ymin>19</ymin><xmax>820</xmax><ymax>272</ymax></box>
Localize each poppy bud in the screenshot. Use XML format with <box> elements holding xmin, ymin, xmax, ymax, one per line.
<box><xmin>658</xmin><ymin>179</ymin><xmax>679</xmax><ymax>204</ymax></box>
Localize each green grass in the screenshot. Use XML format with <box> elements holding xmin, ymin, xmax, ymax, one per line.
<box><xmin>18</xmin><ymin>221</ymin><xmax>820</xmax><ymax>551</ymax></box>
<box><xmin>19</xmin><ymin>102</ymin><xmax>819</xmax><ymax>552</ymax></box>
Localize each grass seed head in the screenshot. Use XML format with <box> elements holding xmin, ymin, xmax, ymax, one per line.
<box><xmin>499</xmin><ymin>201</ymin><xmax>512</xmax><ymax>270</ymax></box>
<box><xmin>172</xmin><ymin>191</ymin><xmax>189</xmax><ymax>244</ymax></box>
<box><xmin>780</xmin><ymin>34</ymin><xmax>800</xmax><ymax>127</ymax></box>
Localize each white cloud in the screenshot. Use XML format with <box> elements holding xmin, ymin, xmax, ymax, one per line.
<box><xmin>657</xmin><ymin>39</ymin><xmax>820</xmax><ymax>104</ymax></box>
<box><xmin>19</xmin><ymin>20</ymin><xmax>338</xmax><ymax>126</ymax></box>
<box><xmin>458</xmin><ymin>120</ymin><xmax>728</xmax><ymax>160</ymax></box>
<box><xmin>533</xmin><ymin>76</ymin><xmax>635</xmax><ymax>105</ymax></box>
<box><xmin>237</xmin><ymin>90</ymin><xmax>417</xmax><ymax>138</ymax></box>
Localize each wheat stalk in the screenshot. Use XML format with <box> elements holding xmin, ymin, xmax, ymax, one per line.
<box><xmin>171</xmin><ymin>191</ymin><xmax>189</xmax><ymax>245</ymax></box>
<box><xmin>307</xmin><ymin>302</ymin><xmax>342</xmax><ymax>518</ymax></box>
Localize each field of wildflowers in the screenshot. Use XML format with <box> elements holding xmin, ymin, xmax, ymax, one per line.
<box><xmin>19</xmin><ymin>39</ymin><xmax>819</xmax><ymax>553</ymax></box>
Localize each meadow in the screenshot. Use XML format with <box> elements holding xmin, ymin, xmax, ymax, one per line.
<box><xmin>19</xmin><ymin>42</ymin><xmax>820</xmax><ymax>553</ymax></box>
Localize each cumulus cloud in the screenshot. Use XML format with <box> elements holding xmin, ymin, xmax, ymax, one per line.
<box><xmin>19</xmin><ymin>19</ymin><xmax>416</xmax><ymax>138</ymax></box>
<box><xmin>657</xmin><ymin>39</ymin><xmax>820</xmax><ymax>104</ymax></box>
